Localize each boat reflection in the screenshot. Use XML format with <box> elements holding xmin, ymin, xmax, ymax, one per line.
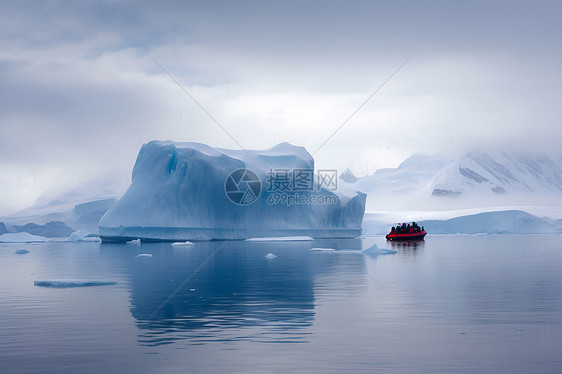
<box><xmin>388</xmin><ymin>239</ymin><xmax>425</xmax><ymax>250</ymax></box>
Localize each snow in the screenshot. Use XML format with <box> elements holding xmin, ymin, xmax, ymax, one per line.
<box><xmin>33</xmin><ymin>280</ymin><xmax>117</xmax><ymax>288</ymax></box>
<box><xmin>246</xmin><ymin>236</ymin><xmax>314</xmax><ymax>242</ymax></box>
<box><xmin>0</xmin><ymin>232</ymin><xmax>48</xmax><ymax>243</ymax></box>
<box><xmin>135</xmin><ymin>253</ymin><xmax>153</xmax><ymax>258</ymax></box>
<box><xmin>171</xmin><ymin>241</ymin><xmax>195</xmax><ymax>246</ymax></box>
<box><xmin>310</xmin><ymin>247</ymin><xmax>336</xmax><ymax>251</ymax></box>
<box><xmin>264</xmin><ymin>253</ymin><xmax>277</xmax><ymax>259</ymax></box>
<box><xmin>99</xmin><ymin>141</ymin><xmax>366</xmax><ymax>242</ymax></box>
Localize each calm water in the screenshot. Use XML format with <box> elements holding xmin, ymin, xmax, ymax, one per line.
<box><xmin>1</xmin><ymin>235</ymin><xmax>562</xmax><ymax>373</ymax></box>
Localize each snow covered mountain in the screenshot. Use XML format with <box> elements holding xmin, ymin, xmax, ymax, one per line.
<box><xmin>347</xmin><ymin>151</ymin><xmax>562</xmax><ymax>211</ymax></box>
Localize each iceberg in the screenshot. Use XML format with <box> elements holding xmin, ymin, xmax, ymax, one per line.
<box><xmin>99</xmin><ymin>141</ymin><xmax>366</xmax><ymax>242</ymax></box>
<box><xmin>361</xmin><ymin>244</ymin><xmax>397</xmax><ymax>256</ymax></box>
<box><xmin>0</xmin><ymin>232</ymin><xmax>48</xmax><ymax>243</ymax></box>
<box><xmin>245</xmin><ymin>236</ymin><xmax>314</xmax><ymax>242</ymax></box>
<box><xmin>170</xmin><ymin>241</ymin><xmax>194</xmax><ymax>246</ymax></box>
<box><xmin>67</xmin><ymin>230</ymin><xmax>101</xmax><ymax>242</ymax></box>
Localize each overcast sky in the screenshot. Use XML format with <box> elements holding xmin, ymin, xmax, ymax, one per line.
<box><xmin>1</xmin><ymin>0</ymin><xmax>561</xmax><ymax>214</ymax></box>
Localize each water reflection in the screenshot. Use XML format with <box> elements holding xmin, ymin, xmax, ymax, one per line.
<box><xmin>102</xmin><ymin>238</ymin><xmax>369</xmax><ymax>346</ymax></box>
<box><xmin>388</xmin><ymin>239</ymin><xmax>425</xmax><ymax>251</ymax></box>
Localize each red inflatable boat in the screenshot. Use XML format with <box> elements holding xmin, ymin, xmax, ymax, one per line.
<box><xmin>385</xmin><ymin>230</ymin><xmax>427</xmax><ymax>241</ymax></box>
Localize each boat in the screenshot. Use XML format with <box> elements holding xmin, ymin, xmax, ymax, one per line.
<box><xmin>385</xmin><ymin>230</ymin><xmax>426</xmax><ymax>241</ymax></box>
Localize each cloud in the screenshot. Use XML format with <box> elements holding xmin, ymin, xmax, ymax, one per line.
<box><xmin>0</xmin><ymin>0</ymin><xmax>561</xmax><ymax>214</ymax></box>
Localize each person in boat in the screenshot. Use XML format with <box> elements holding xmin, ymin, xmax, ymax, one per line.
<box><xmin>392</xmin><ymin>222</ymin><xmax>423</xmax><ymax>235</ymax></box>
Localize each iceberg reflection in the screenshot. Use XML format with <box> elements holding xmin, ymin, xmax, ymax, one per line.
<box><xmin>105</xmin><ymin>239</ymin><xmax>368</xmax><ymax>346</ymax></box>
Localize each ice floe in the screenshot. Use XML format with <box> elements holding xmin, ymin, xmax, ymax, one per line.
<box><xmin>34</xmin><ymin>280</ymin><xmax>117</xmax><ymax>288</ymax></box>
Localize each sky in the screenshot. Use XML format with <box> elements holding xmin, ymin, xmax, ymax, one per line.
<box><xmin>0</xmin><ymin>0</ymin><xmax>561</xmax><ymax>215</ymax></box>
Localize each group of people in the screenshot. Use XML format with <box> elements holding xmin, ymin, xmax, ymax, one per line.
<box><xmin>390</xmin><ymin>222</ymin><xmax>424</xmax><ymax>234</ymax></box>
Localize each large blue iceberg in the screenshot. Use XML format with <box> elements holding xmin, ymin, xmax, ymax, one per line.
<box><xmin>99</xmin><ymin>141</ymin><xmax>365</xmax><ymax>242</ymax></box>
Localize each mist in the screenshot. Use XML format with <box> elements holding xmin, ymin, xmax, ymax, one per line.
<box><xmin>1</xmin><ymin>0</ymin><xmax>561</xmax><ymax>214</ymax></box>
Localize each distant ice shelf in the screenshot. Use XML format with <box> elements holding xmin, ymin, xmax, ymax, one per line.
<box><xmin>99</xmin><ymin>141</ymin><xmax>366</xmax><ymax>242</ymax></box>
<box><xmin>362</xmin><ymin>209</ymin><xmax>562</xmax><ymax>235</ymax></box>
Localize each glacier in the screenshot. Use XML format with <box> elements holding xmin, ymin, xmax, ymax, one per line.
<box><xmin>99</xmin><ymin>141</ymin><xmax>366</xmax><ymax>242</ymax></box>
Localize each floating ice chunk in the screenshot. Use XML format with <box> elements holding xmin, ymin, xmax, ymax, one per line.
<box><xmin>67</xmin><ymin>230</ymin><xmax>101</xmax><ymax>242</ymax></box>
<box><xmin>34</xmin><ymin>280</ymin><xmax>117</xmax><ymax>288</ymax></box>
<box><xmin>171</xmin><ymin>241</ymin><xmax>194</xmax><ymax>246</ymax></box>
<box><xmin>135</xmin><ymin>253</ymin><xmax>153</xmax><ymax>258</ymax></box>
<box><xmin>126</xmin><ymin>239</ymin><xmax>141</xmax><ymax>245</ymax></box>
<box><xmin>15</xmin><ymin>249</ymin><xmax>29</xmax><ymax>254</ymax></box>
<box><xmin>247</xmin><ymin>236</ymin><xmax>314</xmax><ymax>242</ymax></box>
<box><xmin>361</xmin><ymin>244</ymin><xmax>397</xmax><ymax>256</ymax></box>
<box><xmin>0</xmin><ymin>232</ymin><xmax>48</xmax><ymax>243</ymax></box>
<box><xmin>310</xmin><ymin>247</ymin><xmax>335</xmax><ymax>251</ymax></box>
<box><xmin>265</xmin><ymin>253</ymin><xmax>277</xmax><ymax>259</ymax></box>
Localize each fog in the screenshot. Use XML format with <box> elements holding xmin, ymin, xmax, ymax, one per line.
<box><xmin>1</xmin><ymin>0</ymin><xmax>561</xmax><ymax>214</ymax></box>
